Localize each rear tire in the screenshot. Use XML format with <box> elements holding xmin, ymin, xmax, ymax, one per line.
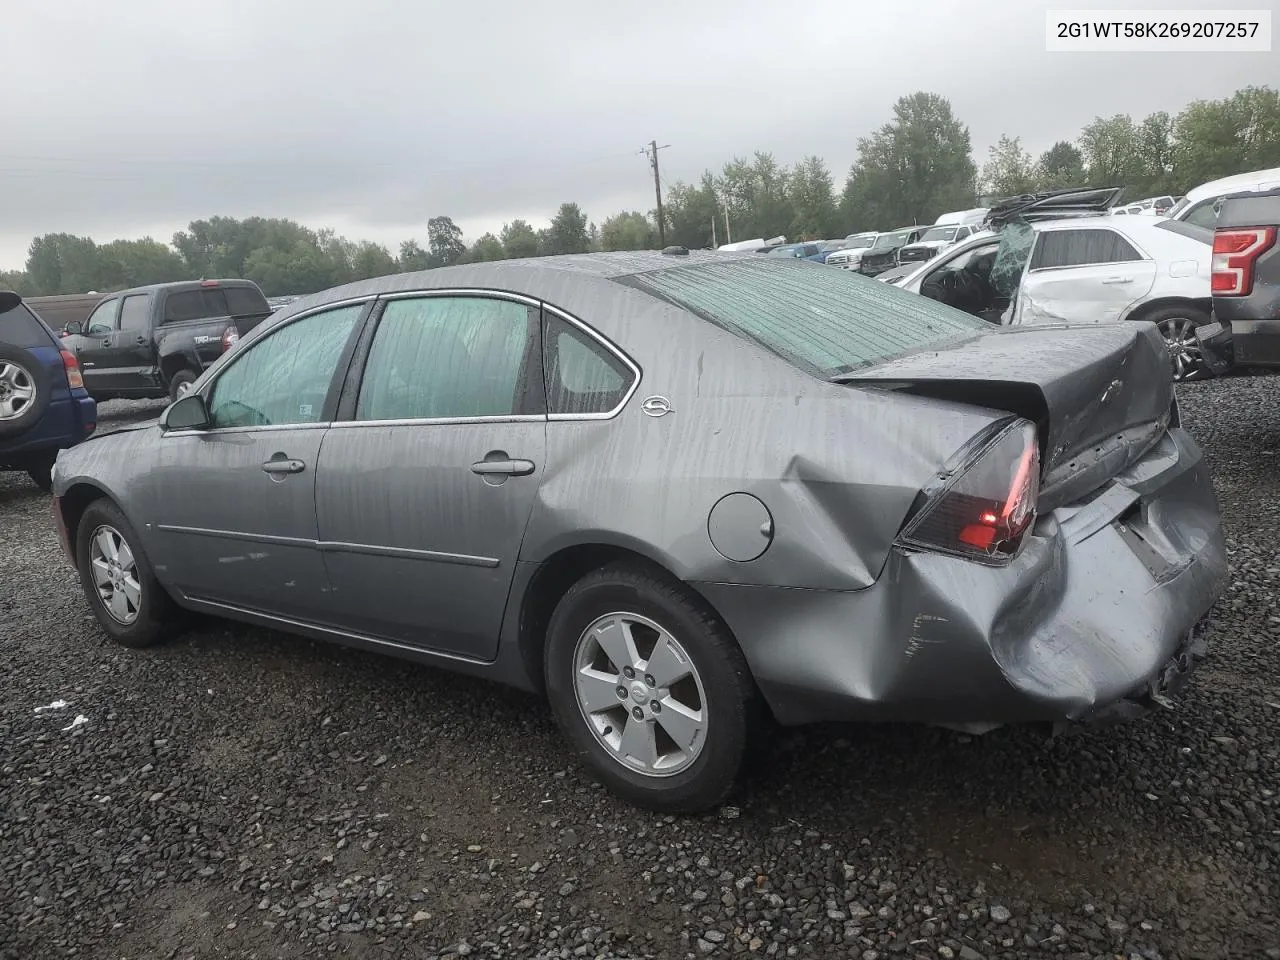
<box><xmin>75</xmin><ymin>499</ymin><xmax>181</xmax><ymax>649</ymax></box>
<box><xmin>1144</xmin><ymin>304</ymin><xmax>1214</xmax><ymax>383</ymax></box>
<box><xmin>544</xmin><ymin>562</ymin><xmax>761</xmax><ymax>814</ymax></box>
<box><xmin>0</xmin><ymin>344</ymin><xmax>52</xmax><ymax>439</ymax></box>
<box><xmin>168</xmin><ymin>369</ymin><xmax>198</xmax><ymax>402</ymax></box>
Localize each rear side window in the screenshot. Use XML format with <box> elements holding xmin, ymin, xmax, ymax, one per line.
<box><xmin>1029</xmin><ymin>229</ymin><xmax>1143</xmax><ymax>270</ymax></box>
<box><xmin>623</xmin><ymin>258</ymin><xmax>985</xmax><ymax>377</ymax></box>
<box><xmin>0</xmin><ymin>303</ymin><xmax>55</xmax><ymax>348</ymax></box>
<box><xmin>119</xmin><ymin>295</ymin><xmax>150</xmax><ymax>332</ymax></box>
<box><xmin>544</xmin><ymin>315</ymin><xmax>635</xmax><ymax>415</ymax></box>
<box><xmin>163</xmin><ymin>289</ymin><xmax>231</xmax><ymax>324</ymax></box>
<box><xmin>224</xmin><ymin>286</ymin><xmax>271</xmax><ymax>317</ymax></box>
<box><xmin>356</xmin><ymin>296</ymin><xmax>535</xmax><ymax>421</ymax></box>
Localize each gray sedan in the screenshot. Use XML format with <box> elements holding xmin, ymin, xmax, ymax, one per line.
<box><xmin>51</xmin><ymin>251</ymin><xmax>1226</xmax><ymax>812</ymax></box>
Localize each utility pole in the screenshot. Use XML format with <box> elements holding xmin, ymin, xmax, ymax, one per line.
<box><xmin>642</xmin><ymin>140</ymin><xmax>671</xmax><ymax>247</ymax></box>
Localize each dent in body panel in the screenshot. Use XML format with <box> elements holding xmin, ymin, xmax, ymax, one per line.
<box><xmin>522</xmin><ymin>383</ymin><xmax>1003</xmax><ymax>591</ymax></box>
<box><xmin>692</xmin><ymin>427</ymin><xmax>1226</xmax><ymax>728</ymax></box>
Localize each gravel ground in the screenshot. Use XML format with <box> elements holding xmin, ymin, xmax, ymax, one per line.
<box><xmin>2</xmin><ymin>387</ymin><xmax>1278</xmax><ymax>960</ymax></box>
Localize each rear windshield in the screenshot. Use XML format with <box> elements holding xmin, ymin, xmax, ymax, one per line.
<box><xmin>0</xmin><ymin>302</ymin><xmax>56</xmax><ymax>349</ymax></box>
<box><xmin>621</xmin><ymin>258</ymin><xmax>986</xmax><ymax>377</ymax></box>
<box><xmin>163</xmin><ymin>285</ymin><xmax>269</xmax><ymax>324</ymax></box>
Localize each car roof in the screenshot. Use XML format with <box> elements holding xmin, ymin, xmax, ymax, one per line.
<box><xmin>275</xmin><ymin>251</ymin><xmax>777</xmax><ymax>317</ymax></box>
<box><xmin>1183</xmin><ymin>167</ymin><xmax>1280</xmax><ymax>206</ymax></box>
<box><xmin>107</xmin><ymin>278</ymin><xmax>264</xmax><ymax>298</ymax></box>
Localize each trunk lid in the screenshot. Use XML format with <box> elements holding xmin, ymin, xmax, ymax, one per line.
<box><xmin>836</xmin><ymin>322</ymin><xmax>1175</xmax><ymax>508</ymax></box>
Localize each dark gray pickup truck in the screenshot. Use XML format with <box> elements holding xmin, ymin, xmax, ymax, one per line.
<box><xmin>61</xmin><ymin>279</ymin><xmax>273</xmax><ymax>402</ymax></box>
<box><xmin>1197</xmin><ymin>188</ymin><xmax>1280</xmax><ymax>373</ymax></box>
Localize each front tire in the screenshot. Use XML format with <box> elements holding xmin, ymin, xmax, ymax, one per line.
<box><xmin>544</xmin><ymin>562</ymin><xmax>761</xmax><ymax>813</ymax></box>
<box><xmin>75</xmin><ymin>499</ymin><xmax>180</xmax><ymax>648</ymax></box>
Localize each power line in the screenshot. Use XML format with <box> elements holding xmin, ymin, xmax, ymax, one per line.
<box><xmin>640</xmin><ymin>141</ymin><xmax>670</xmax><ymax>247</ymax></box>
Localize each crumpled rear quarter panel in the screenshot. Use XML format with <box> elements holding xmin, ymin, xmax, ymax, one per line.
<box><xmin>695</xmin><ymin>426</ymin><xmax>1226</xmax><ymax>727</ymax></box>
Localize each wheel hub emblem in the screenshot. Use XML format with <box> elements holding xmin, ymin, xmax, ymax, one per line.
<box><xmin>629</xmin><ymin>681</ymin><xmax>650</xmax><ymax>705</ymax></box>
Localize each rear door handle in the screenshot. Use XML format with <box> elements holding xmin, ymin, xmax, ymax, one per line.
<box><xmin>101</xmin><ymin>338</ymin><xmax>112</xmax><ymax>347</ymax></box>
<box><xmin>262</xmin><ymin>458</ymin><xmax>306</xmax><ymax>475</ymax></box>
<box><xmin>470</xmin><ymin>459</ymin><xmax>535</xmax><ymax>476</ymax></box>
<box><xmin>134</xmin><ymin>336</ymin><xmax>147</xmax><ymax>345</ymax></box>
<box><xmin>1100</xmin><ymin>276</ymin><xmax>1134</xmax><ymax>284</ymax></box>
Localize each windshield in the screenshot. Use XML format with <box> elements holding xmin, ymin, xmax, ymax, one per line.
<box><xmin>872</xmin><ymin>232</ymin><xmax>909</xmax><ymax>251</ymax></box>
<box><xmin>990</xmin><ymin>222</ymin><xmax>1035</xmax><ymax>297</ymax></box>
<box><xmin>844</xmin><ymin>235</ymin><xmax>875</xmax><ymax>249</ymax></box>
<box><xmin>621</xmin><ymin>258</ymin><xmax>985</xmax><ymax>378</ymax></box>
<box><xmin>920</xmin><ymin>227</ymin><xmax>957</xmax><ymax>242</ymax></box>
<box><xmin>766</xmin><ymin>245</ymin><xmax>801</xmax><ymax>256</ymax></box>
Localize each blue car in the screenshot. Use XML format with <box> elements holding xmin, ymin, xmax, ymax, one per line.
<box><xmin>0</xmin><ymin>291</ymin><xmax>97</xmax><ymax>490</ymax></box>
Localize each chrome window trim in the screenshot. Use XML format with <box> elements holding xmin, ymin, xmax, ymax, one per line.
<box><xmin>330</xmin><ymin>414</ymin><xmax>545</xmax><ymax>429</ymax></box>
<box><xmin>377</xmin><ymin>289</ymin><xmax>541</xmax><ymax>307</ymax></box>
<box><xmin>541</xmin><ymin>302</ymin><xmax>641</xmax><ymax>422</ymax></box>
<box><xmin>163</xmin><ymin>422</ymin><xmax>331</xmax><ymax>439</ymax></box>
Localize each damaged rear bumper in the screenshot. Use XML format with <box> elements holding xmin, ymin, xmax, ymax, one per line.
<box><xmin>1073</xmin><ymin>622</ymin><xmax>1208</xmax><ymax>726</ymax></box>
<box><xmin>694</xmin><ymin>427</ymin><xmax>1226</xmax><ymax>729</ymax></box>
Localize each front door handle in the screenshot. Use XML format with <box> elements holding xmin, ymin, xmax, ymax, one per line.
<box><xmin>1100</xmin><ymin>276</ymin><xmax>1134</xmax><ymax>284</ymax></box>
<box><xmin>134</xmin><ymin>336</ymin><xmax>147</xmax><ymax>345</ymax></box>
<box><xmin>262</xmin><ymin>458</ymin><xmax>306</xmax><ymax>475</ymax></box>
<box><xmin>471</xmin><ymin>458</ymin><xmax>535</xmax><ymax>476</ymax></box>
<box><xmin>101</xmin><ymin>338</ymin><xmax>112</xmax><ymax>347</ymax></box>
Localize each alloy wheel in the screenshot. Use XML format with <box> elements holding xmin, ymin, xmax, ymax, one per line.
<box><xmin>572</xmin><ymin>612</ymin><xmax>708</xmax><ymax>777</ymax></box>
<box><xmin>0</xmin><ymin>361</ymin><xmax>35</xmax><ymax>420</ymax></box>
<box><xmin>1157</xmin><ymin>317</ymin><xmax>1209</xmax><ymax>382</ymax></box>
<box><xmin>89</xmin><ymin>524</ymin><xmax>142</xmax><ymax>625</ymax></box>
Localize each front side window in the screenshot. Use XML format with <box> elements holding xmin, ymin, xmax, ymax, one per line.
<box><xmin>119</xmin><ymin>295</ymin><xmax>150</xmax><ymax>332</ymax></box>
<box><xmin>356</xmin><ymin>296</ymin><xmax>533</xmax><ymax>421</ymax></box>
<box><xmin>207</xmin><ymin>304</ymin><xmax>363</xmax><ymax>428</ymax></box>
<box><xmin>1029</xmin><ymin>228</ymin><xmax>1143</xmax><ymax>270</ymax></box>
<box><xmin>86</xmin><ymin>299</ymin><xmax>119</xmax><ymax>334</ymax></box>
<box><xmin>544</xmin><ymin>316</ymin><xmax>635</xmax><ymax>415</ymax></box>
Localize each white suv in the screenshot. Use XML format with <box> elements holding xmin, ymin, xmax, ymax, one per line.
<box><xmin>887</xmin><ymin>210</ymin><xmax>1214</xmax><ymax>380</ymax></box>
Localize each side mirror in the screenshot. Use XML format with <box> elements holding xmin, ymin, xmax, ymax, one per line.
<box><xmin>161</xmin><ymin>393</ymin><xmax>211</xmax><ymax>431</ymax></box>
<box><xmin>63</xmin><ymin>320</ymin><xmax>83</xmax><ymax>336</ymax></box>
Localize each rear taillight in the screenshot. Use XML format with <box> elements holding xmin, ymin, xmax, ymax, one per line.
<box><xmin>1211</xmin><ymin>227</ymin><xmax>1276</xmax><ymax>296</ymax></box>
<box><xmin>897</xmin><ymin>420</ymin><xmax>1041</xmax><ymax>566</ymax></box>
<box><xmin>60</xmin><ymin>350</ymin><xmax>84</xmax><ymax>389</ymax></box>
<box><xmin>221</xmin><ymin>326</ymin><xmax>239</xmax><ymax>352</ymax></box>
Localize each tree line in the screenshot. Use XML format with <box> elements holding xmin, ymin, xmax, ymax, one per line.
<box><xmin>3</xmin><ymin>85</ymin><xmax>1276</xmax><ymax>299</ymax></box>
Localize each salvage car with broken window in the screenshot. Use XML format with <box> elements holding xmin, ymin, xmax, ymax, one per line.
<box><xmin>49</xmin><ymin>251</ymin><xmax>1226</xmax><ymax>813</ymax></box>
<box><xmin>886</xmin><ymin>189</ymin><xmax>1216</xmax><ymax>380</ymax></box>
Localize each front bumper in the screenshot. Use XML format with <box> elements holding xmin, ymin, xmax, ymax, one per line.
<box><xmin>694</xmin><ymin>427</ymin><xmax>1226</xmax><ymax>728</ymax></box>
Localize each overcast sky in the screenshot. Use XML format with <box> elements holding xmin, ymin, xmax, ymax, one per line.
<box><xmin>1</xmin><ymin>0</ymin><xmax>1274</xmax><ymax>269</ymax></box>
